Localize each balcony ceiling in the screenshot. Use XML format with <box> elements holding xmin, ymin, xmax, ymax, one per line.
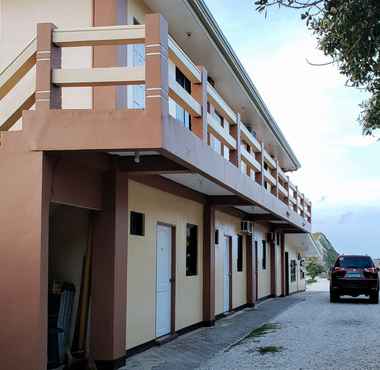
<box><xmin>145</xmin><ymin>0</ymin><xmax>300</xmax><ymax>172</ymax></box>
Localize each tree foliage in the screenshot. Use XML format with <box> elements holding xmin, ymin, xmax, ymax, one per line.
<box><xmin>306</xmin><ymin>257</ymin><xmax>325</xmax><ymax>281</ymax></box>
<box><xmin>254</xmin><ymin>0</ymin><xmax>380</xmax><ymax>135</ymax></box>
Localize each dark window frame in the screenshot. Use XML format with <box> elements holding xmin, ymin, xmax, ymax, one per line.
<box><xmin>215</xmin><ymin>229</ymin><xmax>219</xmax><ymax>245</ymax></box>
<box><xmin>237</xmin><ymin>235</ymin><xmax>243</xmax><ymax>272</ymax></box>
<box><xmin>262</xmin><ymin>240</ymin><xmax>267</xmax><ymax>270</ymax></box>
<box><xmin>130</xmin><ymin>211</ymin><xmax>145</xmax><ymax>236</ymax></box>
<box><xmin>290</xmin><ymin>260</ymin><xmax>297</xmax><ymax>282</ymax></box>
<box><xmin>186</xmin><ymin>223</ymin><xmax>198</xmax><ymax>276</ymax></box>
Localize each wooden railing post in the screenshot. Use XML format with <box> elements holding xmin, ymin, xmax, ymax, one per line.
<box><xmin>230</xmin><ymin>113</ymin><xmax>241</xmax><ymax>168</ymax></box>
<box><xmin>36</xmin><ymin>23</ymin><xmax>61</xmax><ymax>110</ymax></box>
<box><xmin>145</xmin><ymin>14</ymin><xmax>169</xmax><ymax>123</ymax></box>
<box><xmin>192</xmin><ymin>66</ymin><xmax>208</xmax><ymax>143</ymax></box>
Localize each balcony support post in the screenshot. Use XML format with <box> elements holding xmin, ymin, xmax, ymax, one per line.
<box><xmin>230</xmin><ymin>113</ymin><xmax>241</xmax><ymax>168</ymax></box>
<box><xmin>35</xmin><ymin>23</ymin><xmax>61</xmax><ymax>110</ymax></box>
<box><xmin>192</xmin><ymin>66</ymin><xmax>208</xmax><ymax>143</ymax></box>
<box><xmin>145</xmin><ymin>14</ymin><xmax>169</xmax><ymax>125</ymax></box>
<box><xmin>255</xmin><ymin>142</ymin><xmax>265</xmax><ymax>187</ymax></box>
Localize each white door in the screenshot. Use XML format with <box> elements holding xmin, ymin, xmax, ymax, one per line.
<box><xmin>156</xmin><ymin>224</ymin><xmax>172</xmax><ymax>337</ymax></box>
<box><xmin>223</xmin><ymin>236</ymin><xmax>230</xmax><ymax>312</ymax></box>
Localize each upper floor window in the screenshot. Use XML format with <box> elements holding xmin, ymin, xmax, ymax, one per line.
<box><xmin>209</xmin><ymin>133</ymin><xmax>221</xmax><ymax>155</ymax></box>
<box><xmin>223</xmin><ymin>145</ymin><xmax>230</xmax><ymax>161</ymax></box>
<box><xmin>176</xmin><ymin>67</ymin><xmax>191</xmax><ymax>94</ymax></box>
<box><xmin>213</xmin><ymin>110</ymin><xmax>224</xmax><ymax>127</ymax></box>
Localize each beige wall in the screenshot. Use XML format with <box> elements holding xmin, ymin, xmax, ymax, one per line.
<box><xmin>255</xmin><ymin>223</ymin><xmax>271</xmax><ymax>299</ymax></box>
<box><xmin>275</xmin><ymin>235</ymin><xmax>282</xmax><ymax>297</ymax></box>
<box><xmin>0</xmin><ymin>0</ymin><xmax>93</xmax><ymax>130</ymax></box>
<box><xmin>214</xmin><ymin>211</ymin><xmax>246</xmax><ymax>315</ymax></box>
<box><xmin>126</xmin><ymin>180</ymin><xmax>203</xmax><ymax>349</ymax></box>
<box><xmin>285</xmin><ymin>238</ymin><xmax>306</xmax><ymax>294</ymax></box>
<box><xmin>127</xmin><ymin>0</ymin><xmax>151</xmax><ymax>24</ymax></box>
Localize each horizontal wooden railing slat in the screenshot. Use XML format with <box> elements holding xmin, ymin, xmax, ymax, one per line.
<box><xmin>0</xmin><ymin>38</ymin><xmax>37</xmax><ymax>100</ymax></box>
<box><xmin>53</xmin><ymin>25</ymin><xmax>145</xmax><ymax>47</ymax></box>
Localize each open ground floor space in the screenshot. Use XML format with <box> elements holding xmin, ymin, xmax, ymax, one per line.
<box><xmin>0</xmin><ymin>151</ymin><xmax>307</xmax><ymax>370</ymax></box>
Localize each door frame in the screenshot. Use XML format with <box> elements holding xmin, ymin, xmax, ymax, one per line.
<box><xmin>285</xmin><ymin>251</ymin><xmax>290</xmax><ymax>296</ymax></box>
<box><xmin>156</xmin><ymin>222</ymin><xmax>176</xmax><ymax>336</ymax></box>
<box><xmin>255</xmin><ymin>240</ymin><xmax>259</xmax><ymax>301</ymax></box>
<box><xmin>224</xmin><ymin>235</ymin><xmax>233</xmax><ymax>312</ymax></box>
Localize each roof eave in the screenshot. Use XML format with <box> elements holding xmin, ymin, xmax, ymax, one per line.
<box><xmin>186</xmin><ymin>0</ymin><xmax>301</xmax><ymax>171</ymax></box>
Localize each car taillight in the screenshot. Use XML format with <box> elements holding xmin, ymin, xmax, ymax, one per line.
<box><xmin>334</xmin><ymin>267</ymin><xmax>345</xmax><ymax>272</ymax></box>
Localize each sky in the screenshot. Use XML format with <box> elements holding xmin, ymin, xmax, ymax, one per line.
<box><xmin>205</xmin><ymin>0</ymin><xmax>380</xmax><ymax>257</ymax></box>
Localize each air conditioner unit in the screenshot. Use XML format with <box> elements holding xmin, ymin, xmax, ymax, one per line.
<box><xmin>240</xmin><ymin>221</ymin><xmax>253</xmax><ymax>235</ymax></box>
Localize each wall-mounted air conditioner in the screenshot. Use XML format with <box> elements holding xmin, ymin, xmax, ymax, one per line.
<box><xmin>240</xmin><ymin>221</ymin><xmax>253</xmax><ymax>235</ymax></box>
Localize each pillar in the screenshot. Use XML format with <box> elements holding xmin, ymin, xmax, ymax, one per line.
<box><xmin>35</xmin><ymin>23</ymin><xmax>61</xmax><ymax>110</ymax></box>
<box><xmin>203</xmin><ymin>203</ymin><xmax>216</xmax><ymax>325</ymax></box>
<box><xmin>246</xmin><ymin>235</ymin><xmax>256</xmax><ymax>306</ymax></box>
<box><xmin>280</xmin><ymin>233</ymin><xmax>286</xmax><ymax>297</ymax></box>
<box><xmin>192</xmin><ymin>66</ymin><xmax>208</xmax><ymax>142</ymax></box>
<box><xmin>91</xmin><ymin>171</ymin><xmax>129</xmax><ymax>369</ymax></box>
<box><xmin>270</xmin><ymin>233</ymin><xmax>276</xmax><ymax>297</ymax></box>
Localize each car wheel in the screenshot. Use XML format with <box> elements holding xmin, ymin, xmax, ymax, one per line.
<box><xmin>370</xmin><ymin>292</ymin><xmax>379</xmax><ymax>304</ymax></box>
<box><xmin>330</xmin><ymin>292</ymin><xmax>339</xmax><ymax>303</ymax></box>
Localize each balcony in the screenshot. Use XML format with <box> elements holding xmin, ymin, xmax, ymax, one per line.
<box><xmin>0</xmin><ymin>14</ymin><xmax>311</xmax><ymax>228</ymax></box>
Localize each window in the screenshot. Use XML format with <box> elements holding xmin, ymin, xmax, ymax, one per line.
<box><xmin>176</xmin><ymin>67</ymin><xmax>191</xmax><ymax>94</ymax></box>
<box><xmin>215</xmin><ymin>229</ymin><xmax>219</xmax><ymax>245</ymax></box>
<box><xmin>223</xmin><ymin>145</ymin><xmax>230</xmax><ymax>161</ymax></box>
<box><xmin>241</xmin><ymin>160</ymin><xmax>247</xmax><ymax>175</ymax></box>
<box><xmin>210</xmin><ymin>133</ymin><xmax>221</xmax><ymax>154</ymax></box>
<box><xmin>186</xmin><ymin>224</ymin><xmax>198</xmax><ymax>276</ymax></box>
<box><xmin>237</xmin><ymin>235</ymin><xmax>243</xmax><ymax>272</ymax></box>
<box><xmin>130</xmin><ymin>211</ymin><xmax>144</xmax><ymax>236</ymax></box>
<box><xmin>213</xmin><ymin>110</ymin><xmax>224</xmax><ymax>127</ymax></box>
<box><xmin>290</xmin><ymin>260</ymin><xmax>297</xmax><ymax>282</ymax></box>
<box><xmin>262</xmin><ymin>241</ymin><xmax>267</xmax><ymax>270</ymax></box>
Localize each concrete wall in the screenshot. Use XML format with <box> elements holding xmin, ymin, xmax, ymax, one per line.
<box><xmin>214</xmin><ymin>211</ymin><xmax>246</xmax><ymax>315</ymax></box>
<box><xmin>255</xmin><ymin>223</ymin><xmax>271</xmax><ymax>299</ymax></box>
<box><xmin>126</xmin><ymin>179</ymin><xmax>203</xmax><ymax>349</ymax></box>
<box><xmin>275</xmin><ymin>235</ymin><xmax>282</xmax><ymax>297</ymax></box>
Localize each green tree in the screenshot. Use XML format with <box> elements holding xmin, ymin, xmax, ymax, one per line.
<box><xmin>306</xmin><ymin>257</ymin><xmax>325</xmax><ymax>281</ymax></box>
<box><xmin>254</xmin><ymin>0</ymin><xmax>380</xmax><ymax>135</ymax></box>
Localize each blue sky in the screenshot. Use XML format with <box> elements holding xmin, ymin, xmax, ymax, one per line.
<box><xmin>205</xmin><ymin>0</ymin><xmax>380</xmax><ymax>256</ymax></box>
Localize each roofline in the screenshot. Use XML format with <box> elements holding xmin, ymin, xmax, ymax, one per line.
<box><xmin>186</xmin><ymin>0</ymin><xmax>302</xmax><ymax>170</ymax></box>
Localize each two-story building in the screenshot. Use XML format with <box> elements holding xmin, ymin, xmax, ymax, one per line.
<box><xmin>0</xmin><ymin>0</ymin><xmax>312</xmax><ymax>369</ymax></box>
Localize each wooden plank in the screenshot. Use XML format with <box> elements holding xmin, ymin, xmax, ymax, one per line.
<box><xmin>0</xmin><ymin>38</ymin><xmax>36</xmax><ymax>100</ymax></box>
<box><xmin>53</xmin><ymin>25</ymin><xmax>145</xmax><ymax>47</ymax></box>
<box><xmin>52</xmin><ymin>66</ymin><xmax>145</xmax><ymax>87</ymax></box>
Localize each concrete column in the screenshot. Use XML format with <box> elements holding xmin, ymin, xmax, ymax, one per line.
<box><xmin>246</xmin><ymin>235</ymin><xmax>256</xmax><ymax>306</ymax></box>
<box><xmin>92</xmin><ymin>0</ymin><xmax>118</xmax><ymax>110</ymax></box>
<box><xmin>203</xmin><ymin>203</ymin><xmax>216</xmax><ymax>325</ymax></box>
<box><xmin>255</xmin><ymin>142</ymin><xmax>265</xmax><ymax>186</ymax></box>
<box><xmin>280</xmin><ymin>233</ymin><xmax>285</xmax><ymax>297</ymax></box>
<box><xmin>91</xmin><ymin>171</ymin><xmax>129</xmax><ymax>369</ymax></box>
<box><xmin>145</xmin><ymin>14</ymin><xmax>169</xmax><ymax>121</ymax></box>
<box><xmin>192</xmin><ymin>66</ymin><xmax>208</xmax><ymax>142</ymax></box>
<box><xmin>270</xmin><ymin>234</ymin><xmax>276</xmax><ymax>297</ymax></box>
<box><xmin>230</xmin><ymin>113</ymin><xmax>241</xmax><ymax>168</ymax></box>
<box><xmin>0</xmin><ymin>143</ymin><xmax>51</xmax><ymax>369</ymax></box>
<box><xmin>36</xmin><ymin>23</ymin><xmax>61</xmax><ymax>110</ymax></box>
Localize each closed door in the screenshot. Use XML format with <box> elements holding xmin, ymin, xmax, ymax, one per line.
<box><xmin>223</xmin><ymin>236</ymin><xmax>231</xmax><ymax>312</ymax></box>
<box><xmin>156</xmin><ymin>224</ymin><xmax>172</xmax><ymax>337</ymax></box>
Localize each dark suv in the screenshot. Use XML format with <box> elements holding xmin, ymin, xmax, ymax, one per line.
<box><xmin>330</xmin><ymin>255</ymin><xmax>379</xmax><ymax>303</ymax></box>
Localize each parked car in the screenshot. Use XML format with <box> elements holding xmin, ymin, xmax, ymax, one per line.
<box><xmin>330</xmin><ymin>255</ymin><xmax>379</xmax><ymax>303</ymax></box>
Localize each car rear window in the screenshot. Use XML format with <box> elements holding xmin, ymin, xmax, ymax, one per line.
<box><xmin>335</xmin><ymin>256</ymin><xmax>374</xmax><ymax>269</ymax></box>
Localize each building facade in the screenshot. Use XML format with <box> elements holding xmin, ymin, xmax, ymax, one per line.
<box><xmin>0</xmin><ymin>1</ymin><xmax>311</xmax><ymax>369</ymax></box>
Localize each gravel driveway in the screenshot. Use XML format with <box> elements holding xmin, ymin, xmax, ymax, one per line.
<box><xmin>199</xmin><ymin>279</ymin><xmax>380</xmax><ymax>370</ymax></box>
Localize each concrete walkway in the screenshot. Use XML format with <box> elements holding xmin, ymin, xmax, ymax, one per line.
<box><xmin>121</xmin><ymin>294</ymin><xmax>305</xmax><ymax>370</ymax></box>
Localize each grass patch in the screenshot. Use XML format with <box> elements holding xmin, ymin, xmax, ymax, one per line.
<box><xmin>225</xmin><ymin>323</ymin><xmax>281</xmax><ymax>351</ymax></box>
<box><xmin>256</xmin><ymin>346</ymin><xmax>283</xmax><ymax>355</ymax></box>
<box><xmin>307</xmin><ymin>278</ymin><xmax>317</xmax><ymax>284</ymax></box>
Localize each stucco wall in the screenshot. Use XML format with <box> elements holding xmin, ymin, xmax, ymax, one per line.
<box><xmin>0</xmin><ymin>0</ymin><xmax>93</xmax><ymax>118</ymax></box>
<box><xmin>126</xmin><ymin>180</ymin><xmax>203</xmax><ymax>349</ymax></box>
<box><xmin>214</xmin><ymin>211</ymin><xmax>246</xmax><ymax>315</ymax></box>
<box><xmin>255</xmin><ymin>223</ymin><xmax>271</xmax><ymax>299</ymax></box>
<box><xmin>275</xmin><ymin>235</ymin><xmax>282</xmax><ymax>297</ymax></box>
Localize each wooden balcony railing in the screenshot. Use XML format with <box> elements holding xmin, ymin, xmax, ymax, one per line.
<box><xmin>0</xmin><ymin>14</ymin><xmax>312</xmax><ymax>224</ymax></box>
